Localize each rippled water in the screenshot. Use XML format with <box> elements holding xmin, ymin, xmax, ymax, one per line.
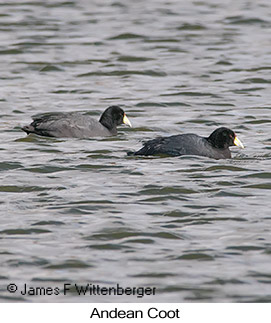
<box><xmin>0</xmin><ymin>0</ymin><xmax>271</xmax><ymax>302</ymax></box>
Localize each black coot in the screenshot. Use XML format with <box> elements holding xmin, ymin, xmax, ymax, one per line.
<box><xmin>22</xmin><ymin>105</ymin><xmax>132</xmax><ymax>138</ymax></box>
<box><xmin>129</xmin><ymin>127</ymin><xmax>244</xmax><ymax>159</ymax></box>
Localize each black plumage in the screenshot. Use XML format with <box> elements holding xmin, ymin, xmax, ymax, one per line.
<box><xmin>22</xmin><ymin>105</ymin><xmax>131</xmax><ymax>138</ymax></box>
<box><xmin>129</xmin><ymin>127</ymin><xmax>244</xmax><ymax>159</ymax></box>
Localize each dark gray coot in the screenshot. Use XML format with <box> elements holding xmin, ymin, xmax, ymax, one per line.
<box><xmin>128</xmin><ymin>127</ymin><xmax>244</xmax><ymax>159</ymax></box>
<box><xmin>22</xmin><ymin>105</ymin><xmax>132</xmax><ymax>138</ymax></box>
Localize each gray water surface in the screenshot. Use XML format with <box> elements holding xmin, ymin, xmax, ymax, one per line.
<box><xmin>0</xmin><ymin>0</ymin><xmax>271</xmax><ymax>302</ymax></box>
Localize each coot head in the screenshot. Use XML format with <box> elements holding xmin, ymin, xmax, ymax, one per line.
<box><xmin>207</xmin><ymin>127</ymin><xmax>244</xmax><ymax>149</ymax></box>
<box><xmin>99</xmin><ymin>105</ymin><xmax>132</xmax><ymax>131</ymax></box>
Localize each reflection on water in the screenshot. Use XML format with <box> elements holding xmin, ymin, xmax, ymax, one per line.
<box><xmin>0</xmin><ymin>0</ymin><xmax>271</xmax><ymax>302</ymax></box>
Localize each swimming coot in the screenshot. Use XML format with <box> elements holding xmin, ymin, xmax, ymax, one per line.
<box><xmin>129</xmin><ymin>127</ymin><xmax>244</xmax><ymax>159</ymax></box>
<box><xmin>22</xmin><ymin>105</ymin><xmax>132</xmax><ymax>138</ymax></box>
